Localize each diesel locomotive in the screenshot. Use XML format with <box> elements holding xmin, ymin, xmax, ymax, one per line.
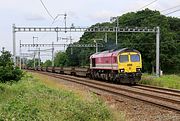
<box><xmin>89</xmin><ymin>48</ymin><xmax>142</xmax><ymax>84</ymax></box>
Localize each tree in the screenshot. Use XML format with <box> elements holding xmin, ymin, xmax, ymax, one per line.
<box><xmin>26</xmin><ymin>59</ymin><xmax>34</xmax><ymax>68</ymax></box>
<box><xmin>0</xmin><ymin>49</ymin><xmax>23</xmax><ymax>83</ymax></box>
<box><xmin>43</xmin><ymin>60</ymin><xmax>52</xmax><ymax>67</ymax></box>
<box><xmin>54</xmin><ymin>51</ymin><xmax>68</xmax><ymax>67</ymax></box>
<box><xmin>26</xmin><ymin>59</ymin><xmax>41</xmax><ymax>68</ymax></box>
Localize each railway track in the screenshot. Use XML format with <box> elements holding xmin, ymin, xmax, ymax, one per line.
<box><xmin>29</xmin><ymin>70</ymin><xmax>180</xmax><ymax>112</ymax></box>
<box><xmin>134</xmin><ymin>84</ymin><xmax>180</xmax><ymax>97</ymax></box>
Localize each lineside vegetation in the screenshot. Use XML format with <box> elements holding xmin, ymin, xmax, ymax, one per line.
<box><xmin>0</xmin><ymin>49</ymin><xmax>23</xmax><ymax>83</ymax></box>
<box><xmin>0</xmin><ymin>73</ymin><xmax>113</xmax><ymax>121</ymax></box>
<box><xmin>139</xmin><ymin>74</ymin><xmax>180</xmax><ymax>89</ymax></box>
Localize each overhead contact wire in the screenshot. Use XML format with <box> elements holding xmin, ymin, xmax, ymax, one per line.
<box><xmin>39</xmin><ymin>0</ymin><xmax>54</xmax><ymax>20</ymax></box>
<box><xmin>138</xmin><ymin>0</ymin><xmax>158</xmax><ymax>10</ymax></box>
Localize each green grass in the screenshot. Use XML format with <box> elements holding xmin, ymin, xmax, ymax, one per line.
<box><xmin>0</xmin><ymin>74</ymin><xmax>113</xmax><ymax>121</ymax></box>
<box><xmin>139</xmin><ymin>74</ymin><xmax>180</xmax><ymax>89</ymax></box>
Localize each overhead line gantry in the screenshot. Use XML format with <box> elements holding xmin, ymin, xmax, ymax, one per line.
<box><xmin>20</xmin><ymin>43</ymin><xmax>104</xmax><ymax>48</ymax></box>
<box><xmin>13</xmin><ymin>24</ymin><xmax>160</xmax><ymax>76</ymax></box>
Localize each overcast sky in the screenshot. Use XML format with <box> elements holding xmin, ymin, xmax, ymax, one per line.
<box><xmin>0</xmin><ymin>0</ymin><xmax>179</xmax><ymax>60</ymax></box>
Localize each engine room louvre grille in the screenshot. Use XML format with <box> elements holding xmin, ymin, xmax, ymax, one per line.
<box><xmin>104</xmin><ymin>57</ymin><xmax>107</xmax><ymax>63</ymax></box>
<box><xmin>99</xmin><ymin>58</ymin><xmax>101</xmax><ymax>63</ymax></box>
<box><xmin>114</xmin><ymin>57</ymin><xmax>117</xmax><ymax>63</ymax></box>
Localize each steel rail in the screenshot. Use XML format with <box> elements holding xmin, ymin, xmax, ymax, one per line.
<box><xmin>29</xmin><ymin>70</ymin><xmax>180</xmax><ymax>112</ymax></box>
<box><xmin>137</xmin><ymin>84</ymin><xmax>180</xmax><ymax>93</ymax></box>
<box><xmin>133</xmin><ymin>85</ymin><xmax>180</xmax><ymax>97</ymax></box>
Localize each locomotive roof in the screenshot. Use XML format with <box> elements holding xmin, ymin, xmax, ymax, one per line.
<box><xmin>90</xmin><ymin>48</ymin><xmax>140</xmax><ymax>58</ymax></box>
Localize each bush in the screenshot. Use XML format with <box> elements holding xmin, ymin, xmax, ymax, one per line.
<box><xmin>0</xmin><ymin>49</ymin><xmax>23</xmax><ymax>83</ymax></box>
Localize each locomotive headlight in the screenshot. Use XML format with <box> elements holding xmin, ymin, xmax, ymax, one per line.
<box><xmin>136</xmin><ymin>68</ymin><xmax>141</xmax><ymax>72</ymax></box>
<box><xmin>120</xmin><ymin>69</ymin><xmax>125</xmax><ymax>73</ymax></box>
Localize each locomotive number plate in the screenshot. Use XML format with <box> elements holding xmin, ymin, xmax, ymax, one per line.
<box><xmin>127</xmin><ymin>64</ymin><xmax>132</xmax><ymax>66</ymax></box>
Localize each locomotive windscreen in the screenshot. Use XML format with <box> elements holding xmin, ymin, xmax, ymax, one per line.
<box><xmin>120</xmin><ymin>55</ymin><xmax>129</xmax><ymax>62</ymax></box>
<box><xmin>130</xmin><ymin>54</ymin><xmax>140</xmax><ymax>62</ymax></box>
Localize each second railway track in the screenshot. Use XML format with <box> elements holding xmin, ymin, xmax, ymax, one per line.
<box><xmin>134</xmin><ymin>84</ymin><xmax>180</xmax><ymax>97</ymax></box>
<box><xmin>29</xmin><ymin>70</ymin><xmax>180</xmax><ymax>112</ymax></box>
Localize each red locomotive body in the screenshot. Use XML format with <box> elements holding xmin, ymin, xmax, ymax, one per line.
<box><xmin>90</xmin><ymin>50</ymin><xmax>118</xmax><ymax>70</ymax></box>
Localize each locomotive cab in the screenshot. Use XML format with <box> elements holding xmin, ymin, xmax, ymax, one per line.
<box><xmin>118</xmin><ymin>51</ymin><xmax>142</xmax><ymax>84</ymax></box>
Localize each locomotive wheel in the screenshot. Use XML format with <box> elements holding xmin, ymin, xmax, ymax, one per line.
<box><xmin>130</xmin><ymin>78</ymin><xmax>136</xmax><ymax>85</ymax></box>
<box><xmin>105</xmin><ymin>73</ymin><xmax>109</xmax><ymax>81</ymax></box>
<box><xmin>92</xmin><ymin>72</ymin><xmax>96</xmax><ymax>79</ymax></box>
